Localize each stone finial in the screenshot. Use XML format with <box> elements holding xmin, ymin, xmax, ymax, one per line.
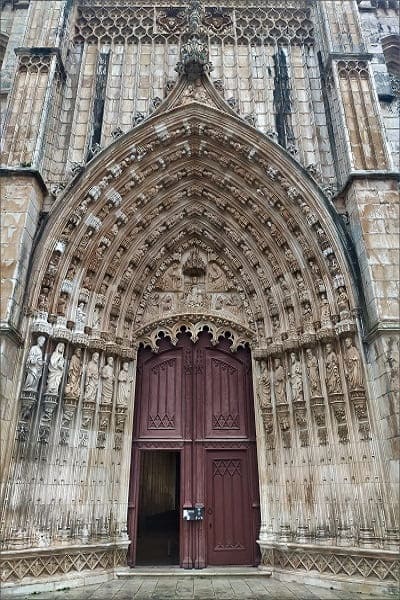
<box><xmin>175</xmin><ymin>0</ymin><xmax>213</xmax><ymax>79</ymax></box>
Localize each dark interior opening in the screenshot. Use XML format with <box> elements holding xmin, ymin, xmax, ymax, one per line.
<box><xmin>136</xmin><ymin>451</ymin><xmax>180</xmax><ymax>565</ymax></box>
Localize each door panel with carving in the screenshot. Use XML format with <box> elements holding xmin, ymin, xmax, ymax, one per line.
<box><xmin>206</xmin><ymin>451</ymin><xmax>254</xmax><ymax>565</ymax></box>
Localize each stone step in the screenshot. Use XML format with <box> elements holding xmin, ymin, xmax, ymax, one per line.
<box><xmin>116</xmin><ymin>566</ymin><xmax>272</xmax><ymax>578</ymax></box>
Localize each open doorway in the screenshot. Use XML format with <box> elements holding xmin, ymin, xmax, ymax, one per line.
<box><xmin>136</xmin><ymin>451</ymin><xmax>180</xmax><ymax>565</ymax></box>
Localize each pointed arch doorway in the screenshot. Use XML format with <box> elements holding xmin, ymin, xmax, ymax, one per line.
<box><xmin>127</xmin><ymin>330</ymin><xmax>260</xmax><ymax>569</ymax></box>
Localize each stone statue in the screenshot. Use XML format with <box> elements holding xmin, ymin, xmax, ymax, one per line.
<box><xmin>84</xmin><ymin>352</ymin><xmax>100</xmax><ymax>402</ymax></box>
<box><xmin>305</xmin><ymin>348</ymin><xmax>322</xmax><ymax>397</ymax></box>
<box><xmin>45</xmin><ymin>343</ymin><xmax>65</xmax><ymax>395</ymax></box>
<box><xmin>287</xmin><ymin>307</ymin><xmax>297</xmax><ymax>336</ymax></box>
<box><xmin>23</xmin><ymin>336</ymin><xmax>46</xmax><ymax>393</ymax></box>
<box><xmin>325</xmin><ymin>343</ymin><xmax>342</xmax><ymax>394</ymax></box>
<box><xmin>92</xmin><ymin>306</ymin><xmax>102</xmax><ymax>330</ymax></box>
<box><xmin>273</xmin><ymin>357</ymin><xmax>286</xmax><ymax>404</ymax></box>
<box><xmin>302</xmin><ymin>303</ymin><xmax>314</xmax><ymax>334</ymax></box>
<box><xmin>337</xmin><ymin>287</ymin><xmax>350</xmax><ymax>319</ymax></box>
<box><xmin>320</xmin><ymin>293</ymin><xmax>332</xmax><ymax>328</ymax></box>
<box><xmin>344</xmin><ymin>337</ymin><xmax>364</xmax><ymax>390</ymax></box>
<box><xmin>101</xmin><ymin>356</ymin><xmax>115</xmax><ymax>404</ymax></box>
<box><xmin>117</xmin><ymin>362</ymin><xmax>131</xmax><ymax>406</ymax></box>
<box><xmin>75</xmin><ymin>302</ymin><xmax>86</xmax><ymax>332</ymax></box>
<box><xmin>289</xmin><ymin>352</ymin><xmax>303</xmax><ymax>401</ymax></box>
<box><xmin>64</xmin><ymin>348</ymin><xmax>83</xmax><ymax>398</ymax></box>
<box><xmin>258</xmin><ymin>362</ymin><xmax>271</xmax><ymax>408</ymax></box>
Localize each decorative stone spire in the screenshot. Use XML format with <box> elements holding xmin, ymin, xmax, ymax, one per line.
<box><xmin>176</xmin><ymin>0</ymin><xmax>213</xmax><ymax>79</ymax></box>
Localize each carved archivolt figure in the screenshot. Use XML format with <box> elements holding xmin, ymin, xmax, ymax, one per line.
<box><xmin>92</xmin><ymin>306</ymin><xmax>102</xmax><ymax>330</ymax></box>
<box><xmin>273</xmin><ymin>357</ymin><xmax>286</xmax><ymax>404</ymax></box>
<box><xmin>258</xmin><ymin>362</ymin><xmax>271</xmax><ymax>408</ymax></box>
<box><xmin>23</xmin><ymin>336</ymin><xmax>46</xmax><ymax>393</ymax></box>
<box><xmin>101</xmin><ymin>356</ymin><xmax>115</xmax><ymax>404</ymax></box>
<box><xmin>84</xmin><ymin>352</ymin><xmax>100</xmax><ymax>402</ymax></box>
<box><xmin>337</xmin><ymin>287</ymin><xmax>350</xmax><ymax>318</ymax></box>
<box><xmin>344</xmin><ymin>337</ymin><xmax>364</xmax><ymax>390</ymax></box>
<box><xmin>302</xmin><ymin>302</ymin><xmax>314</xmax><ymax>333</ymax></box>
<box><xmin>64</xmin><ymin>348</ymin><xmax>83</xmax><ymax>398</ymax></box>
<box><xmin>75</xmin><ymin>302</ymin><xmax>86</xmax><ymax>331</ymax></box>
<box><xmin>305</xmin><ymin>348</ymin><xmax>322</xmax><ymax>397</ymax></box>
<box><xmin>45</xmin><ymin>343</ymin><xmax>65</xmax><ymax>395</ymax></box>
<box><xmin>287</xmin><ymin>307</ymin><xmax>297</xmax><ymax>336</ymax></box>
<box><xmin>319</xmin><ymin>293</ymin><xmax>332</xmax><ymax>328</ymax></box>
<box><xmin>325</xmin><ymin>343</ymin><xmax>342</xmax><ymax>394</ymax></box>
<box><xmin>289</xmin><ymin>352</ymin><xmax>303</xmax><ymax>401</ymax></box>
<box><xmin>117</xmin><ymin>362</ymin><xmax>132</xmax><ymax>406</ymax></box>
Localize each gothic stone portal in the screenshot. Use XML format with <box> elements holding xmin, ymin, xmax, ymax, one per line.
<box><xmin>128</xmin><ymin>331</ymin><xmax>260</xmax><ymax>568</ymax></box>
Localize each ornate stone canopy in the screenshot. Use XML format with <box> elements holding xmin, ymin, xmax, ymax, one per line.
<box><xmin>29</xmin><ymin>73</ymin><xmax>359</xmax><ymax>354</ymax></box>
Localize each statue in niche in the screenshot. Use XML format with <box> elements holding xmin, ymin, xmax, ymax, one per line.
<box><xmin>109</xmin><ymin>315</ymin><xmax>118</xmax><ymax>337</ymax></box>
<box><xmin>117</xmin><ymin>362</ymin><xmax>132</xmax><ymax>406</ymax></box>
<box><xmin>101</xmin><ymin>356</ymin><xmax>115</xmax><ymax>404</ymax></box>
<box><xmin>287</xmin><ymin>307</ymin><xmax>297</xmax><ymax>336</ymax></box>
<box><xmin>56</xmin><ymin>293</ymin><xmax>68</xmax><ymax>316</ymax></box>
<box><xmin>302</xmin><ymin>302</ymin><xmax>314</xmax><ymax>333</ymax></box>
<box><xmin>23</xmin><ymin>336</ymin><xmax>46</xmax><ymax>393</ymax></box>
<box><xmin>161</xmin><ymin>293</ymin><xmax>173</xmax><ymax>313</ymax></box>
<box><xmin>320</xmin><ymin>293</ymin><xmax>332</xmax><ymax>328</ymax></box>
<box><xmin>45</xmin><ymin>343</ymin><xmax>65</xmax><ymax>395</ymax></box>
<box><xmin>289</xmin><ymin>352</ymin><xmax>303</xmax><ymax>401</ymax></box>
<box><xmin>272</xmin><ymin>315</ymin><xmax>281</xmax><ymax>337</ymax></box>
<box><xmin>64</xmin><ymin>348</ymin><xmax>83</xmax><ymax>398</ymax></box>
<box><xmin>337</xmin><ymin>287</ymin><xmax>350</xmax><ymax>319</ymax></box>
<box><xmin>84</xmin><ymin>352</ymin><xmax>100</xmax><ymax>402</ymax></box>
<box><xmin>66</xmin><ymin>261</ymin><xmax>78</xmax><ymax>281</ymax></box>
<box><xmin>37</xmin><ymin>291</ymin><xmax>49</xmax><ymax>312</ymax></box>
<box><xmin>75</xmin><ymin>302</ymin><xmax>86</xmax><ymax>331</ymax></box>
<box><xmin>344</xmin><ymin>337</ymin><xmax>364</xmax><ymax>390</ymax></box>
<box><xmin>273</xmin><ymin>357</ymin><xmax>286</xmax><ymax>404</ymax></box>
<box><xmin>325</xmin><ymin>343</ymin><xmax>342</xmax><ymax>394</ymax></box>
<box><xmin>305</xmin><ymin>348</ymin><xmax>322</xmax><ymax>397</ymax></box>
<box><xmin>82</xmin><ymin>273</ymin><xmax>93</xmax><ymax>290</ymax></box>
<box><xmin>258</xmin><ymin>362</ymin><xmax>271</xmax><ymax>408</ymax></box>
<box><xmin>295</xmin><ymin>272</ymin><xmax>306</xmax><ymax>294</ymax></box>
<box><xmin>92</xmin><ymin>306</ymin><xmax>102</xmax><ymax>330</ymax></box>
<box><xmin>123</xmin><ymin>319</ymin><xmax>131</xmax><ymax>339</ymax></box>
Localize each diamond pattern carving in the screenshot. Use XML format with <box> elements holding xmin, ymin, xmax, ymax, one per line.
<box><xmin>148</xmin><ymin>414</ymin><xmax>175</xmax><ymax>429</ymax></box>
<box><xmin>212</xmin><ymin>414</ymin><xmax>240</xmax><ymax>429</ymax></box>
<box><xmin>213</xmin><ymin>459</ymin><xmax>241</xmax><ymax>477</ymax></box>
<box><xmin>261</xmin><ymin>547</ymin><xmax>399</xmax><ymax>582</ymax></box>
<box><xmin>1</xmin><ymin>547</ymin><xmax>127</xmax><ymax>582</ymax></box>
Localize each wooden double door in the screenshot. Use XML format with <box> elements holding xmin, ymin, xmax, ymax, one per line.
<box><xmin>128</xmin><ymin>332</ymin><xmax>260</xmax><ymax>568</ymax></box>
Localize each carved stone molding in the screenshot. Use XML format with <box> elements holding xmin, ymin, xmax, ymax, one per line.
<box><xmin>133</xmin><ymin>314</ymin><xmax>255</xmax><ymax>352</ymax></box>
<box><xmin>0</xmin><ymin>543</ymin><xmax>128</xmax><ymax>584</ymax></box>
<box><xmin>259</xmin><ymin>543</ymin><xmax>400</xmax><ymax>586</ymax></box>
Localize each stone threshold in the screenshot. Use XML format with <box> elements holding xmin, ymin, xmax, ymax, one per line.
<box><xmin>116</xmin><ymin>565</ymin><xmax>272</xmax><ymax>577</ymax></box>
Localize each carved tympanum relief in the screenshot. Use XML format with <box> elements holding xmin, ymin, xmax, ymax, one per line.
<box><xmin>139</xmin><ymin>247</ymin><xmax>248</xmax><ymax>328</ymax></box>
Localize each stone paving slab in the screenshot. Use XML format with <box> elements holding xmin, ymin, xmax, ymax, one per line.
<box><xmin>3</xmin><ymin>576</ymin><xmax>393</xmax><ymax>600</ymax></box>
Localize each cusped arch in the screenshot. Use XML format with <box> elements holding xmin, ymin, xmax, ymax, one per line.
<box><xmin>29</xmin><ymin>75</ymin><xmax>362</xmax><ymax>354</ymax></box>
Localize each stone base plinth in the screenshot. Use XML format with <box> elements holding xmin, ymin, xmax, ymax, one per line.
<box><xmin>0</xmin><ymin>541</ymin><xmax>129</xmax><ymax>595</ymax></box>
<box><xmin>257</xmin><ymin>541</ymin><xmax>399</xmax><ymax>596</ymax></box>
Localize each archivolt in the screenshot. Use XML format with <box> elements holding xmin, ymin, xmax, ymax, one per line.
<box><xmin>29</xmin><ymin>75</ymin><xmax>360</xmax><ymax>354</ymax></box>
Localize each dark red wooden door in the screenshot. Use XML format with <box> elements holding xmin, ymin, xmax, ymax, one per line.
<box><xmin>206</xmin><ymin>450</ymin><xmax>255</xmax><ymax>565</ymax></box>
<box><xmin>128</xmin><ymin>331</ymin><xmax>259</xmax><ymax>568</ymax></box>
